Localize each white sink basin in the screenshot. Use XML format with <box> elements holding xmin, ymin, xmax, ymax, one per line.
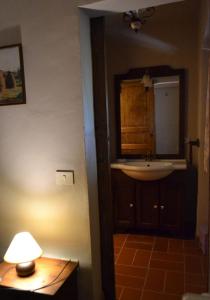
<box><xmin>120</xmin><ymin>161</ymin><xmax>174</xmax><ymax>181</ymax></box>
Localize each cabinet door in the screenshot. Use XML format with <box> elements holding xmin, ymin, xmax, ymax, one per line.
<box><xmin>159</xmin><ymin>179</ymin><xmax>183</xmax><ymax>235</ymax></box>
<box><xmin>112</xmin><ymin>171</ymin><xmax>136</xmax><ymax>230</ymax></box>
<box><xmin>136</xmin><ymin>181</ymin><xmax>159</xmax><ymax>230</ymax></box>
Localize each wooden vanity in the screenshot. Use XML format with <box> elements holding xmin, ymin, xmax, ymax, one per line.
<box><xmin>111</xmin><ymin>166</ymin><xmax>197</xmax><ymax>239</ymax></box>
<box><xmin>112</xmin><ymin>65</ymin><xmax>197</xmax><ymax>239</ymax></box>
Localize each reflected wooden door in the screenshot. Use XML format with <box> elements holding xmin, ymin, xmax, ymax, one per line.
<box><xmin>120</xmin><ymin>80</ymin><xmax>155</xmax><ymax>155</ymax></box>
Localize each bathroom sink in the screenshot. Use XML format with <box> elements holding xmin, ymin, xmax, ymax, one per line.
<box><xmin>120</xmin><ymin>161</ymin><xmax>174</xmax><ymax>181</ymax></box>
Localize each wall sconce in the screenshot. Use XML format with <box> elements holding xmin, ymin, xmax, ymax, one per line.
<box><xmin>4</xmin><ymin>232</ymin><xmax>42</xmax><ymax>277</ymax></box>
<box><xmin>123</xmin><ymin>7</ymin><xmax>156</xmax><ymax>33</ymax></box>
<box><xmin>141</xmin><ymin>71</ymin><xmax>153</xmax><ymax>91</ymax></box>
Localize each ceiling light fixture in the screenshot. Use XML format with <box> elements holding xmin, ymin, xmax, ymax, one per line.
<box><xmin>123</xmin><ymin>7</ymin><xmax>155</xmax><ymax>33</ymax></box>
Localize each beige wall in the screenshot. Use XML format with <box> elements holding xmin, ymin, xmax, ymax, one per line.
<box><xmin>106</xmin><ymin>0</ymin><xmax>199</xmax><ymax>162</ymax></box>
<box><xmin>0</xmin><ymin>1</ymin><xmax>102</xmax><ymax>299</ymax></box>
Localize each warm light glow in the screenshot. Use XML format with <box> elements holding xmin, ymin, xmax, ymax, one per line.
<box><xmin>142</xmin><ymin>73</ymin><xmax>153</xmax><ymax>88</ymax></box>
<box><xmin>4</xmin><ymin>232</ymin><xmax>42</xmax><ymax>264</ymax></box>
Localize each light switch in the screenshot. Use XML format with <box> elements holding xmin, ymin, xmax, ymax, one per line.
<box><xmin>56</xmin><ymin>170</ymin><xmax>74</xmax><ymax>186</ymax></box>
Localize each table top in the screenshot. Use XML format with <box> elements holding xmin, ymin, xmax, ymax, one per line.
<box><xmin>0</xmin><ymin>257</ymin><xmax>78</xmax><ymax>295</ymax></box>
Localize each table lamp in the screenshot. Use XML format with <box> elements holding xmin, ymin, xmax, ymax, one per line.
<box><xmin>4</xmin><ymin>232</ymin><xmax>43</xmax><ymax>277</ymax></box>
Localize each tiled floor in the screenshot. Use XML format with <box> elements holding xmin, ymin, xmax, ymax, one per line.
<box><xmin>114</xmin><ymin>234</ymin><xmax>208</xmax><ymax>300</ymax></box>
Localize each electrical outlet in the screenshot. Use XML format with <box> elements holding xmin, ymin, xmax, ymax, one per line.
<box><xmin>56</xmin><ymin>170</ymin><xmax>74</xmax><ymax>186</ymax></box>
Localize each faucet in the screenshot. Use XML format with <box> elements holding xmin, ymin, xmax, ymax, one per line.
<box><xmin>145</xmin><ymin>152</ymin><xmax>155</xmax><ymax>161</ymax></box>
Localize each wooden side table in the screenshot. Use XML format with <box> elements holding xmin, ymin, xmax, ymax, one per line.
<box><xmin>0</xmin><ymin>257</ymin><xmax>78</xmax><ymax>299</ymax></box>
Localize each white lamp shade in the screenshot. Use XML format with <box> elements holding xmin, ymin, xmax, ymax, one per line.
<box><xmin>4</xmin><ymin>232</ymin><xmax>42</xmax><ymax>264</ymax></box>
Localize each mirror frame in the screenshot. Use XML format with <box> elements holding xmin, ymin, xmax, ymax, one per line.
<box><xmin>115</xmin><ymin>65</ymin><xmax>186</xmax><ymax>159</ymax></box>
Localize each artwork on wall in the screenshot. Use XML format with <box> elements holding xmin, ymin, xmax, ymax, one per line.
<box><xmin>0</xmin><ymin>44</ymin><xmax>26</xmax><ymax>106</ymax></box>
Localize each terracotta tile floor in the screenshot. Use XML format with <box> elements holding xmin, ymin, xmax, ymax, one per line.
<box><xmin>114</xmin><ymin>234</ymin><xmax>208</xmax><ymax>300</ymax></box>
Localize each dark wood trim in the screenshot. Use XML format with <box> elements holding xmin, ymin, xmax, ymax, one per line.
<box><xmin>179</xmin><ymin>68</ymin><xmax>186</xmax><ymax>159</ymax></box>
<box><xmin>0</xmin><ymin>43</ymin><xmax>26</xmax><ymax>106</ymax></box>
<box><xmin>90</xmin><ymin>17</ymin><xmax>115</xmax><ymax>300</ymax></box>
<box><xmin>115</xmin><ymin>65</ymin><xmax>186</xmax><ymax>159</ymax></box>
<box><xmin>208</xmin><ymin>63</ymin><xmax>210</xmax><ymax>290</ymax></box>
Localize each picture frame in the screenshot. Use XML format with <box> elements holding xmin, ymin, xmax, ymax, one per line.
<box><xmin>0</xmin><ymin>44</ymin><xmax>26</xmax><ymax>106</ymax></box>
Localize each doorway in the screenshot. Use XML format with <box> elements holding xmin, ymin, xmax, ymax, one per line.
<box><xmin>89</xmin><ymin>1</ymin><xmax>210</xmax><ymax>299</ymax></box>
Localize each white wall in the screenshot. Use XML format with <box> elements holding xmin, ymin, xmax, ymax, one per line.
<box><xmin>0</xmin><ymin>1</ymin><xmax>102</xmax><ymax>299</ymax></box>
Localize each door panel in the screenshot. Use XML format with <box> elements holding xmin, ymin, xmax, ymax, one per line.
<box><xmin>136</xmin><ymin>182</ymin><xmax>159</xmax><ymax>230</ymax></box>
<box><xmin>112</xmin><ymin>170</ymin><xmax>136</xmax><ymax>230</ymax></box>
<box><xmin>160</xmin><ymin>180</ymin><xmax>183</xmax><ymax>235</ymax></box>
<box><xmin>113</xmin><ymin>186</ymin><xmax>136</xmax><ymax>229</ymax></box>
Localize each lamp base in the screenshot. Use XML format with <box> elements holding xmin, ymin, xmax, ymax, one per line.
<box><xmin>16</xmin><ymin>261</ymin><xmax>35</xmax><ymax>277</ymax></box>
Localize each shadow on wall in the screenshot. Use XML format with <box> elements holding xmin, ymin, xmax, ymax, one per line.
<box><xmin>0</xmin><ymin>26</ymin><xmax>22</xmax><ymax>47</ymax></box>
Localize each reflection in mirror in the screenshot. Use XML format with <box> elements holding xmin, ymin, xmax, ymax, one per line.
<box><xmin>154</xmin><ymin>76</ymin><xmax>179</xmax><ymax>155</ymax></box>
<box><xmin>120</xmin><ymin>80</ymin><xmax>155</xmax><ymax>155</ymax></box>
<box><xmin>116</xmin><ymin>66</ymin><xmax>185</xmax><ymax>158</ymax></box>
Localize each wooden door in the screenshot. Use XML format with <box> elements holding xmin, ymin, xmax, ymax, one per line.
<box><xmin>159</xmin><ymin>178</ymin><xmax>183</xmax><ymax>235</ymax></box>
<box><xmin>136</xmin><ymin>181</ymin><xmax>159</xmax><ymax>230</ymax></box>
<box><xmin>120</xmin><ymin>80</ymin><xmax>155</xmax><ymax>155</ymax></box>
<box><xmin>112</xmin><ymin>170</ymin><xmax>136</xmax><ymax>231</ymax></box>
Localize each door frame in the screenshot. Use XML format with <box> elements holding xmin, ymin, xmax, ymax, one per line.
<box><xmin>90</xmin><ymin>17</ymin><xmax>115</xmax><ymax>300</ymax></box>
<box><xmin>90</xmin><ymin>11</ymin><xmax>210</xmax><ymax>300</ymax></box>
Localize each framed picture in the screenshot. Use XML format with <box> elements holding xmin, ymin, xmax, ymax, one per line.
<box><xmin>0</xmin><ymin>44</ymin><xmax>26</xmax><ymax>106</ymax></box>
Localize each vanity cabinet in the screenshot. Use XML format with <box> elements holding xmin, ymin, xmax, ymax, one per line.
<box><xmin>111</xmin><ymin>167</ymin><xmax>197</xmax><ymax>238</ymax></box>
<box><xmin>136</xmin><ymin>182</ymin><xmax>159</xmax><ymax>230</ymax></box>
<box><xmin>112</xmin><ymin>171</ymin><xmax>136</xmax><ymax>229</ymax></box>
<box><xmin>135</xmin><ymin>178</ymin><xmax>183</xmax><ymax>235</ymax></box>
<box><xmin>159</xmin><ymin>178</ymin><xmax>183</xmax><ymax>235</ymax></box>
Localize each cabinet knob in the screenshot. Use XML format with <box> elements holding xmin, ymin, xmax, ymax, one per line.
<box><xmin>129</xmin><ymin>203</ymin><xmax>134</xmax><ymax>208</ymax></box>
<box><xmin>153</xmin><ymin>205</ymin><xmax>158</xmax><ymax>209</ymax></box>
<box><xmin>160</xmin><ymin>205</ymin><xmax>165</xmax><ymax>210</ymax></box>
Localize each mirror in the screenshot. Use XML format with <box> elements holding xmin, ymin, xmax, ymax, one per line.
<box><xmin>115</xmin><ymin>66</ymin><xmax>185</xmax><ymax>159</ymax></box>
